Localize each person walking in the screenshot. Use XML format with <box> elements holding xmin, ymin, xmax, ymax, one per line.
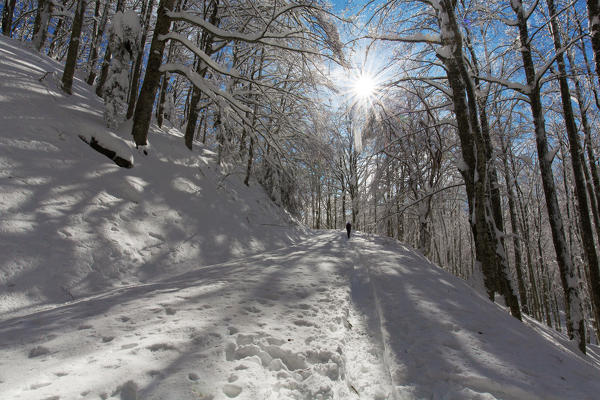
<box><xmin>346</xmin><ymin>222</ymin><xmax>352</xmax><ymax>239</ymax></box>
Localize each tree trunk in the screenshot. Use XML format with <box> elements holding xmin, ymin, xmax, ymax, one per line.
<box><xmin>96</xmin><ymin>47</ymin><xmax>112</xmax><ymax>95</ymax></box>
<box><xmin>87</xmin><ymin>0</ymin><xmax>111</xmax><ymax>85</ymax></box>
<box><xmin>512</xmin><ymin>152</ymin><xmax>542</xmax><ymax>320</ymax></box>
<box><xmin>547</xmin><ymin>0</ymin><xmax>600</xmax><ymax>344</ymax></box>
<box><xmin>96</xmin><ymin>0</ymin><xmax>125</xmax><ymax>95</ymax></box>
<box><xmin>501</xmin><ymin>136</ymin><xmax>529</xmax><ymax>314</ymax></box>
<box><xmin>317</xmin><ymin>178</ymin><xmax>321</xmax><ymax>229</ymax></box>
<box><xmin>243</xmin><ymin>137</ymin><xmax>254</xmax><ymax>187</ymax></box>
<box><xmin>511</xmin><ymin>0</ymin><xmax>585</xmax><ymax>352</ymax></box>
<box><xmin>585</xmin><ymin>0</ymin><xmax>600</xmax><ymax>90</ymax></box>
<box><xmin>32</xmin><ymin>0</ymin><xmax>53</xmax><ymax>51</ymax></box>
<box><xmin>1</xmin><ymin>0</ymin><xmax>16</xmax><ymax>36</ymax></box>
<box><xmin>334</xmin><ymin>192</ymin><xmax>337</xmax><ymax>229</ymax></box>
<box><xmin>435</xmin><ymin>0</ymin><xmax>521</xmax><ymax>319</ymax></box>
<box><xmin>131</xmin><ymin>0</ymin><xmax>177</xmax><ymax>147</ymax></box>
<box><xmin>61</xmin><ymin>0</ymin><xmax>87</xmax><ymax>94</ymax></box>
<box><xmin>567</xmin><ymin>45</ymin><xmax>600</xmax><ymax>245</ymax></box>
<box><xmin>156</xmin><ymin>74</ymin><xmax>167</xmax><ymax>127</ymax></box>
<box><xmin>126</xmin><ymin>0</ymin><xmax>156</xmax><ymax>118</ymax></box>
<box><xmin>341</xmin><ymin>173</ymin><xmax>346</xmax><ymax>225</ymax></box>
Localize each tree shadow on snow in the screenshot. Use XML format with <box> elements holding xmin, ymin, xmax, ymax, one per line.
<box><xmin>350</xmin><ymin>236</ymin><xmax>600</xmax><ymax>399</ymax></box>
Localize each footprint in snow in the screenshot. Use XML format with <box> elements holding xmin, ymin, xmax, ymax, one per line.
<box><xmin>293</xmin><ymin>319</ymin><xmax>315</xmax><ymax>327</ymax></box>
<box><xmin>30</xmin><ymin>382</ymin><xmax>52</xmax><ymax>390</ymax></box>
<box><xmin>222</xmin><ymin>384</ymin><xmax>242</xmax><ymax>398</ymax></box>
<box><xmin>28</xmin><ymin>346</ymin><xmax>50</xmax><ymax>358</ymax></box>
<box><xmin>148</xmin><ymin>232</ymin><xmax>165</xmax><ymax>241</ymax></box>
<box><xmin>228</xmin><ymin>327</ymin><xmax>239</xmax><ymax>335</ymax></box>
<box><xmin>164</xmin><ymin>307</ymin><xmax>176</xmax><ymax>315</ymax></box>
<box><xmin>147</xmin><ymin>343</ymin><xmax>177</xmax><ymax>352</ymax></box>
<box><xmin>118</xmin><ymin>380</ymin><xmax>138</xmax><ymax>400</ymax></box>
<box><xmin>191</xmin><ymin>335</ymin><xmax>217</xmax><ymax>349</ymax></box>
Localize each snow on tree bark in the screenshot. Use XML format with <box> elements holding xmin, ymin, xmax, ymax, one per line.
<box><xmin>31</xmin><ymin>0</ymin><xmax>52</xmax><ymax>51</ymax></box>
<box><xmin>546</xmin><ymin>0</ymin><xmax>600</xmax><ymax>345</ymax></box>
<box><xmin>431</xmin><ymin>0</ymin><xmax>521</xmax><ymax>319</ymax></box>
<box><xmin>183</xmin><ymin>0</ymin><xmax>219</xmax><ymax>150</ymax></box>
<box><xmin>500</xmin><ymin>135</ymin><xmax>529</xmax><ymax>315</ymax></box>
<box><xmin>131</xmin><ymin>0</ymin><xmax>177</xmax><ymax>146</ymax></box>
<box><xmin>511</xmin><ymin>0</ymin><xmax>586</xmax><ymax>353</ymax></box>
<box><xmin>86</xmin><ymin>0</ymin><xmax>111</xmax><ymax>85</ymax></box>
<box><xmin>96</xmin><ymin>0</ymin><xmax>126</xmax><ymax>96</ymax></box>
<box><xmin>103</xmin><ymin>10</ymin><xmax>142</xmax><ymax>129</ymax></box>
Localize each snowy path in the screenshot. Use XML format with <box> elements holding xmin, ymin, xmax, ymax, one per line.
<box><xmin>2</xmin><ymin>232</ymin><xmax>600</xmax><ymax>400</ymax></box>
<box><xmin>0</xmin><ymin>232</ymin><xmax>392</xmax><ymax>400</ymax></box>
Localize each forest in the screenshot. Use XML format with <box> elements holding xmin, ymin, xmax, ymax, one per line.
<box><xmin>1</xmin><ymin>0</ymin><xmax>600</xmax><ymax>356</ymax></box>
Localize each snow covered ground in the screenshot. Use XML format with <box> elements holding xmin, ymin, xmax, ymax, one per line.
<box><xmin>0</xmin><ymin>35</ymin><xmax>306</xmax><ymax>315</ymax></box>
<box><xmin>2</xmin><ymin>35</ymin><xmax>600</xmax><ymax>400</ymax></box>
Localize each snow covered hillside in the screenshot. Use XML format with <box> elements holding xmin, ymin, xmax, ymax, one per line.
<box><xmin>2</xmin><ymin>35</ymin><xmax>600</xmax><ymax>400</ymax></box>
<box><xmin>0</xmin><ymin>35</ymin><xmax>306</xmax><ymax>314</ymax></box>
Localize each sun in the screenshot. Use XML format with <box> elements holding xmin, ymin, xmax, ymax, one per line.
<box><xmin>353</xmin><ymin>72</ymin><xmax>376</xmax><ymax>100</ymax></box>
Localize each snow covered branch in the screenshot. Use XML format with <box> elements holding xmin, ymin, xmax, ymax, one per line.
<box><xmin>159</xmin><ymin>32</ymin><xmax>241</xmax><ymax>79</ymax></box>
<box><xmin>365</xmin><ymin>33</ymin><xmax>441</xmax><ymax>45</ymax></box>
<box><xmin>535</xmin><ymin>34</ymin><xmax>586</xmax><ymax>84</ymax></box>
<box><xmin>476</xmin><ymin>75</ymin><xmax>530</xmax><ymax>94</ymax></box>
<box><xmin>159</xmin><ymin>63</ymin><xmax>252</xmax><ymax>115</ymax></box>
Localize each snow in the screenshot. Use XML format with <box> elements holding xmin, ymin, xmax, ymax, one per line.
<box><xmin>158</xmin><ymin>32</ymin><xmax>240</xmax><ymax>79</ymax></box>
<box><xmin>436</xmin><ymin>45</ymin><xmax>452</xmax><ymax>59</ymax></box>
<box><xmin>166</xmin><ymin>4</ymin><xmax>303</xmax><ymax>45</ymax></box>
<box><xmin>546</xmin><ymin>145</ymin><xmax>560</xmax><ymax>163</ymax></box>
<box><xmin>110</xmin><ymin>10</ymin><xmax>141</xmax><ymax>45</ymax></box>
<box><xmin>2</xmin><ymin>35</ymin><xmax>600</xmax><ymax>400</ymax></box>
<box><xmin>0</xmin><ymin>35</ymin><xmax>304</xmax><ymax>313</ymax></box>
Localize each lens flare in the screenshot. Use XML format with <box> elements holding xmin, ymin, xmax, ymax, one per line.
<box><xmin>353</xmin><ymin>73</ymin><xmax>376</xmax><ymax>100</ymax></box>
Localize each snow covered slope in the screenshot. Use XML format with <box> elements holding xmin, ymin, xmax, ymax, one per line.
<box><xmin>352</xmin><ymin>235</ymin><xmax>600</xmax><ymax>399</ymax></box>
<box><xmin>1</xmin><ymin>35</ymin><xmax>600</xmax><ymax>400</ymax></box>
<box><xmin>0</xmin><ymin>35</ymin><xmax>306</xmax><ymax>314</ymax></box>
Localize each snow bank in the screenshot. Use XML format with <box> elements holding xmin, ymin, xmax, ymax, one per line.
<box><xmin>0</xmin><ymin>35</ymin><xmax>306</xmax><ymax>314</ymax></box>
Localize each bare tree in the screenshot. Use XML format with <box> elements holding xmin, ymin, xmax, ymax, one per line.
<box><xmin>1</xmin><ymin>0</ymin><xmax>16</xmax><ymax>36</ymax></box>
<box><xmin>61</xmin><ymin>0</ymin><xmax>88</xmax><ymax>94</ymax></box>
